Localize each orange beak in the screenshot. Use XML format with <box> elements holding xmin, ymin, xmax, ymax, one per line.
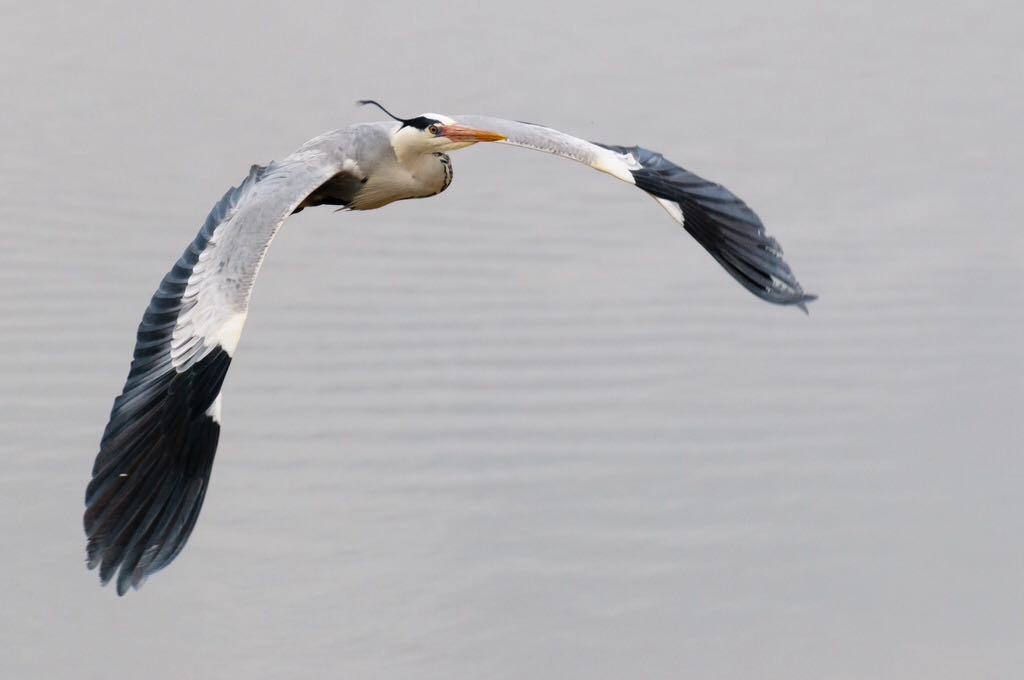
<box><xmin>439</xmin><ymin>125</ymin><xmax>506</xmax><ymax>143</ymax></box>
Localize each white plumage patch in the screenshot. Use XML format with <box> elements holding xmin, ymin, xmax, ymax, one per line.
<box><xmin>341</xmin><ymin>158</ymin><xmax>361</xmax><ymax>176</ymax></box>
<box><xmin>654</xmin><ymin>197</ymin><xmax>685</xmax><ymax>225</ymax></box>
<box><xmin>211</xmin><ymin>312</ymin><xmax>247</xmax><ymax>356</ymax></box>
<box><xmin>206</xmin><ymin>394</ymin><xmax>222</xmax><ymax>424</ymax></box>
<box><xmin>591</xmin><ymin>148</ymin><xmax>640</xmax><ymax>184</ymax></box>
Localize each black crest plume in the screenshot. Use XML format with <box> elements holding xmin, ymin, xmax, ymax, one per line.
<box><xmin>356</xmin><ymin>99</ymin><xmax>407</xmax><ymax>122</ymax></box>
<box><xmin>356</xmin><ymin>99</ymin><xmax>438</xmax><ymax>131</ymax></box>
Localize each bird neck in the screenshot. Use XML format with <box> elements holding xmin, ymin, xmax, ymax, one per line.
<box><xmin>390</xmin><ymin>126</ymin><xmax>429</xmax><ymax>168</ymax></box>
<box><xmin>382</xmin><ymin>128</ymin><xmax>452</xmax><ymax>198</ymax></box>
<box><xmin>395</xmin><ymin>148</ymin><xmax>438</xmax><ymax>176</ymax></box>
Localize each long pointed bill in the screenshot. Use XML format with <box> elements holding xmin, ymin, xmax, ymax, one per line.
<box><xmin>440</xmin><ymin>125</ymin><xmax>506</xmax><ymax>143</ymax></box>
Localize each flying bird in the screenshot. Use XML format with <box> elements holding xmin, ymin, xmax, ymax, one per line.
<box><xmin>85</xmin><ymin>101</ymin><xmax>816</xmax><ymax>594</ymax></box>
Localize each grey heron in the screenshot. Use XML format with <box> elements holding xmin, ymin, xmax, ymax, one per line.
<box><xmin>85</xmin><ymin>101</ymin><xmax>816</xmax><ymax>595</ymax></box>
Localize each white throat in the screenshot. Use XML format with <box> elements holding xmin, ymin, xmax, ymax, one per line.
<box><xmin>389</xmin><ymin>125</ymin><xmax>426</xmax><ymax>167</ymax></box>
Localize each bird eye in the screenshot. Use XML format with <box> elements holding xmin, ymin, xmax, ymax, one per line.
<box><xmin>427</xmin><ymin>124</ymin><xmax>440</xmax><ymax>135</ymax></box>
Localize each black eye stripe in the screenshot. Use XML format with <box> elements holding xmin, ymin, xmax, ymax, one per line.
<box><xmin>402</xmin><ymin>116</ymin><xmax>442</xmax><ymax>131</ymax></box>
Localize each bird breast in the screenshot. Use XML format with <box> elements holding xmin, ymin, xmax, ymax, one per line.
<box><xmin>348</xmin><ymin>153</ymin><xmax>452</xmax><ymax>211</ymax></box>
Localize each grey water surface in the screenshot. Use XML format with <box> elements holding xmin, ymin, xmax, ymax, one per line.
<box><xmin>1</xmin><ymin>2</ymin><xmax>1021</xmax><ymax>678</ymax></box>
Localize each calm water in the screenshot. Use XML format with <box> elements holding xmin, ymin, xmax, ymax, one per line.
<box><xmin>1</xmin><ymin>2</ymin><xmax>1021</xmax><ymax>678</ymax></box>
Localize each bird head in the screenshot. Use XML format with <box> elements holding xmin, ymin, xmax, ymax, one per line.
<box><xmin>358</xmin><ymin>100</ymin><xmax>505</xmax><ymax>155</ymax></box>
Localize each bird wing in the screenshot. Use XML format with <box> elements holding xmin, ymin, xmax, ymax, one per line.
<box><xmin>453</xmin><ymin>115</ymin><xmax>815</xmax><ymax>309</ymax></box>
<box><xmin>85</xmin><ymin>144</ymin><xmax>351</xmax><ymax>595</ymax></box>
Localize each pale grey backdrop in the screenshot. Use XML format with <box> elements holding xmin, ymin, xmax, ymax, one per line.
<box><xmin>1</xmin><ymin>1</ymin><xmax>1020</xmax><ymax>678</ymax></box>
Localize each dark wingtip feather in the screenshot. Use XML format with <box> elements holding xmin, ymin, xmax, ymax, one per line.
<box><xmin>83</xmin><ymin>167</ymin><xmax>272</xmax><ymax>594</ymax></box>
<box><xmin>85</xmin><ymin>335</ymin><xmax>229</xmax><ymax>594</ymax></box>
<box><xmin>596</xmin><ymin>143</ymin><xmax>815</xmax><ymax>310</ymax></box>
<box><xmin>85</xmin><ymin>377</ymin><xmax>224</xmax><ymax>595</ymax></box>
<box><xmin>796</xmin><ymin>293</ymin><xmax>818</xmax><ymax>315</ymax></box>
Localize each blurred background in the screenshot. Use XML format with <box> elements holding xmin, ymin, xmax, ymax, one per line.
<box><xmin>0</xmin><ymin>1</ymin><xmax>1020</xmax><ymax>678</ymax></box>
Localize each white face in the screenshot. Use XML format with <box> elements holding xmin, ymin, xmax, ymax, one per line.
<box><xmin>390</xmin><ymin>113</ymin><xmax>505</xmax><ymax>157</ymax></box>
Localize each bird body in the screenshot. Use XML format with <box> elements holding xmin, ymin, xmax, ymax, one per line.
<box><xmin>85</xmin><ymin>102</ymin><xmax>815</xmax><ymax>594</ymax></box>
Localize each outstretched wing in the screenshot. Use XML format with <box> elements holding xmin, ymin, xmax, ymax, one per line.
<box><xmin>85</xmin><ymin>145</ymin><xmax>348</xmax><ymax>595</ymax></box>
<box><xmin>453</xmin><ymin>115</ymin><xmax>815</xmax><ymax>309</ymax></box>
